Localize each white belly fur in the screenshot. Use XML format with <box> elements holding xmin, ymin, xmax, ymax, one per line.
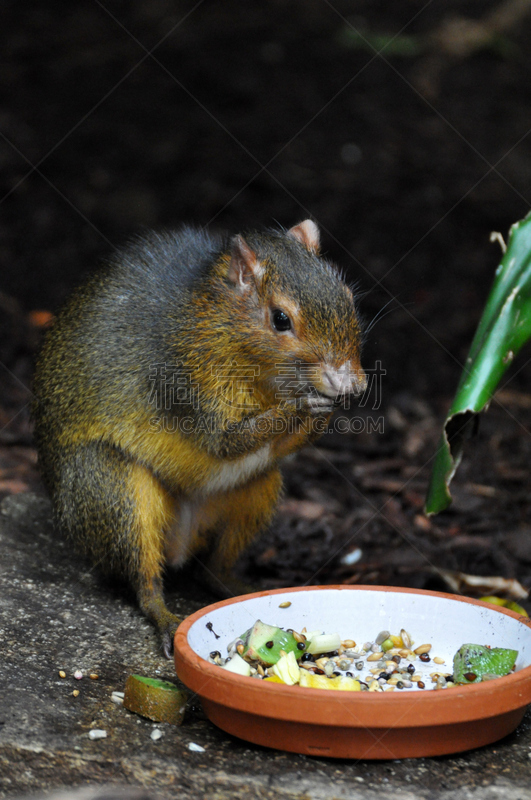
<box><xmin>164</xmin><ymin>444</ymin><xmax>273</xmax><ymax>567</ymax></box>
<box><xmin>202</xmin><ymin>444</ymin><xmax>273</xmax><ymax>494</ymax></box>
<box><xmin>164</xmin><ymin>499</ymin><xmax>196</xmax><ymax>567</ymax></box>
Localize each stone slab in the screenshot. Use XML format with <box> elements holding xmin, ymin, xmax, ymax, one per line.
<box><xmin>1</xmin><ymin>493</ymin><xmax>531</xmax><ymax>800</ymax></box>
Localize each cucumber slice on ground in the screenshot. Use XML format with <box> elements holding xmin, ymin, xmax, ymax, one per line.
<box><xmin>453</xmin><ymin>644</ymin><xmax>518</xmax><ymax>684</ymax></box>
<box><xmin>123</xmin><ymin>675</ymin><xmax>187</xmax><ymax>724</ymax></box>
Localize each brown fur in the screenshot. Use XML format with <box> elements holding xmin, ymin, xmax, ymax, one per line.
<box><xmin>32</xmin><ymin>221</ymin><xmax>365</xmax><ymax>656</ymax></box>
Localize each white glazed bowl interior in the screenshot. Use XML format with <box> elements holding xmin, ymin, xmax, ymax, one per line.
<box><xmin>187</xmin><ymin>587</ymin><xmax>531</xmax><ymax>671</ymax></box>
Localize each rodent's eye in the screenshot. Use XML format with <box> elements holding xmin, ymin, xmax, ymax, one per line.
<box><xmin>271</xmin><ymin>308</ymin><xmax>291</xmax><ymax>332</ymax></box>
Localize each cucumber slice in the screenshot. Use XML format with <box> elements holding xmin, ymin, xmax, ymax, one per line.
<box><xmin>241</xmin><ymin>619</ymin><xmax>307</xmax><ymax>665</ymax></box>
<box><xmin>453</xmin><ymin>644</ymin><xmax>518</xmax><ymax>684</ymax></box>
<box><xmin>123</xmin><ymin>675</ymin><xmax>187</xmax><ymax>724</ymax></box>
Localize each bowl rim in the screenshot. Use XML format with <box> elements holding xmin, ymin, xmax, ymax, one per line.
<box><xmin>174</xmin><ymin>584</ymin><xmax>531</xmax><ymax>729</ymax></box>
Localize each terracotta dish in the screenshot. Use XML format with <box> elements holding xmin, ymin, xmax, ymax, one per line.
<box><xmin>174</xmin><ymin>585</ymin><xmax>531</xmax><ymax>759</ymax></box>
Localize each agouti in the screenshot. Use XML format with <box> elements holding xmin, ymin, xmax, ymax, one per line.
<box><xmin>32</xmin><ymin>220</ymin><xmax>366</xmax><ymax>656</ymax></box>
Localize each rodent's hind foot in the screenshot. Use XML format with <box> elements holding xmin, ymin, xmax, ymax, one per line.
<box><xmin>137</xmin><ymin>577</ymin><xmax>181</xmax><ymax>658</ymax></box>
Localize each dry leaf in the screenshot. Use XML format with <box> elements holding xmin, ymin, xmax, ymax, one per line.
<box><xmin>435</xmin><ymin>569</ymin><xmax>528</xmax><ymax>599</ymax></box>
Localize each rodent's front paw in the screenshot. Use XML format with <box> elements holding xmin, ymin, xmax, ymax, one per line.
<box><xmin>305</xmin><ymin>393</ymin><xmax>335</xmax><ymax>415</ymax></box>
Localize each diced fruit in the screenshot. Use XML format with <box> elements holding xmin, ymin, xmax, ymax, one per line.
<box><xmin>220</xmin><ymin>653</ymin><xmax>252</xmax><ymax>676</ymax></box>
<box><xmin>299</xmin><ymin>671</ymin><xmax>361</xmax><ymax>691</ymax></box>
<box><xmin>241</xmin><ymin>620</ymin><xmax>307</xmax><ymax>665</ymax></box>
<box><xmin>272</xmin><ymin>651</ymin><xmax>300</xmax><ymax>685</ymax></box>
<box><xmin>263</xmin><ymin>675</ymin><xmax>285</xmax><ymax>684</ymax></box>
<box><xmin>305</xmin><ymin>632</ymin><xmax>341</xmax><ymax>655</ymax></box>
<box><xmin>453</xmin><ymin>644</ymin><xmax>518</xmax><ymax>684</ymax></box>
<box><xmin>479</xmin><ymin>596</ymin><xmax>529</xmax><ymax>617</ymax></box>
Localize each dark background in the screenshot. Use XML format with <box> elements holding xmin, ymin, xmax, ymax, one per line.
<box><xmin>3</xmin><ymin>0</ymin><xmax>531</xmax><ymax>600</ymax></box>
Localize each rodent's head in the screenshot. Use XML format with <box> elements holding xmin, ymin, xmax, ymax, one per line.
<box><xmin>219</xmin><ymin>220</ymin><xmax>367</xmax><ymax>408</ymax></box>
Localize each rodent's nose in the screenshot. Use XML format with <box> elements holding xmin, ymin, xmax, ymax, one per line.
<box><xmin>321</xmin><ymin>362</ymin><xmax>367</xmax><ymax>397</ymax></box>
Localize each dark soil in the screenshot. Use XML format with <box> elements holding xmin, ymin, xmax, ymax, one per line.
<box><xmin>3</xmin><ymin>0</ymin><xmax>531</xmax><ymax>612</ymax></box>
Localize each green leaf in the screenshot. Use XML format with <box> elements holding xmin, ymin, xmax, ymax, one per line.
<box><xmin>425</xmin><ymin>211</ymin><xmax>531</xmax><ymax>514</ymax></box>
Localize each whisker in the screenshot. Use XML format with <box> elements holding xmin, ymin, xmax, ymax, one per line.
<box><xmin>364</xmin><ymin>296</ymin><xmax>400</xmax><ymax>335</ymax></box>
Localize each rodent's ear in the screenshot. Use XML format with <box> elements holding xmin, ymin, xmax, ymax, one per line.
<box><xmin>287</xmin><ymin>220</ymin><xmax>320</xmax><ymax>253</ymax></box>
<box><xmin>227</xmin><ymin>235</ymin><xmax>264</xmax><ymax>290</ymax></box>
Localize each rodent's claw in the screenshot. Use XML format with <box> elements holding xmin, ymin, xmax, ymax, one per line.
<box><xmin>155</xmin><ymin>612</ymin><xmax>181</xmax><ymax>659</ymax></box>
<box><xmin>161</xmin><ymin>628</ymin><xmax>176</xmax><ymax>659</ymax></box>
